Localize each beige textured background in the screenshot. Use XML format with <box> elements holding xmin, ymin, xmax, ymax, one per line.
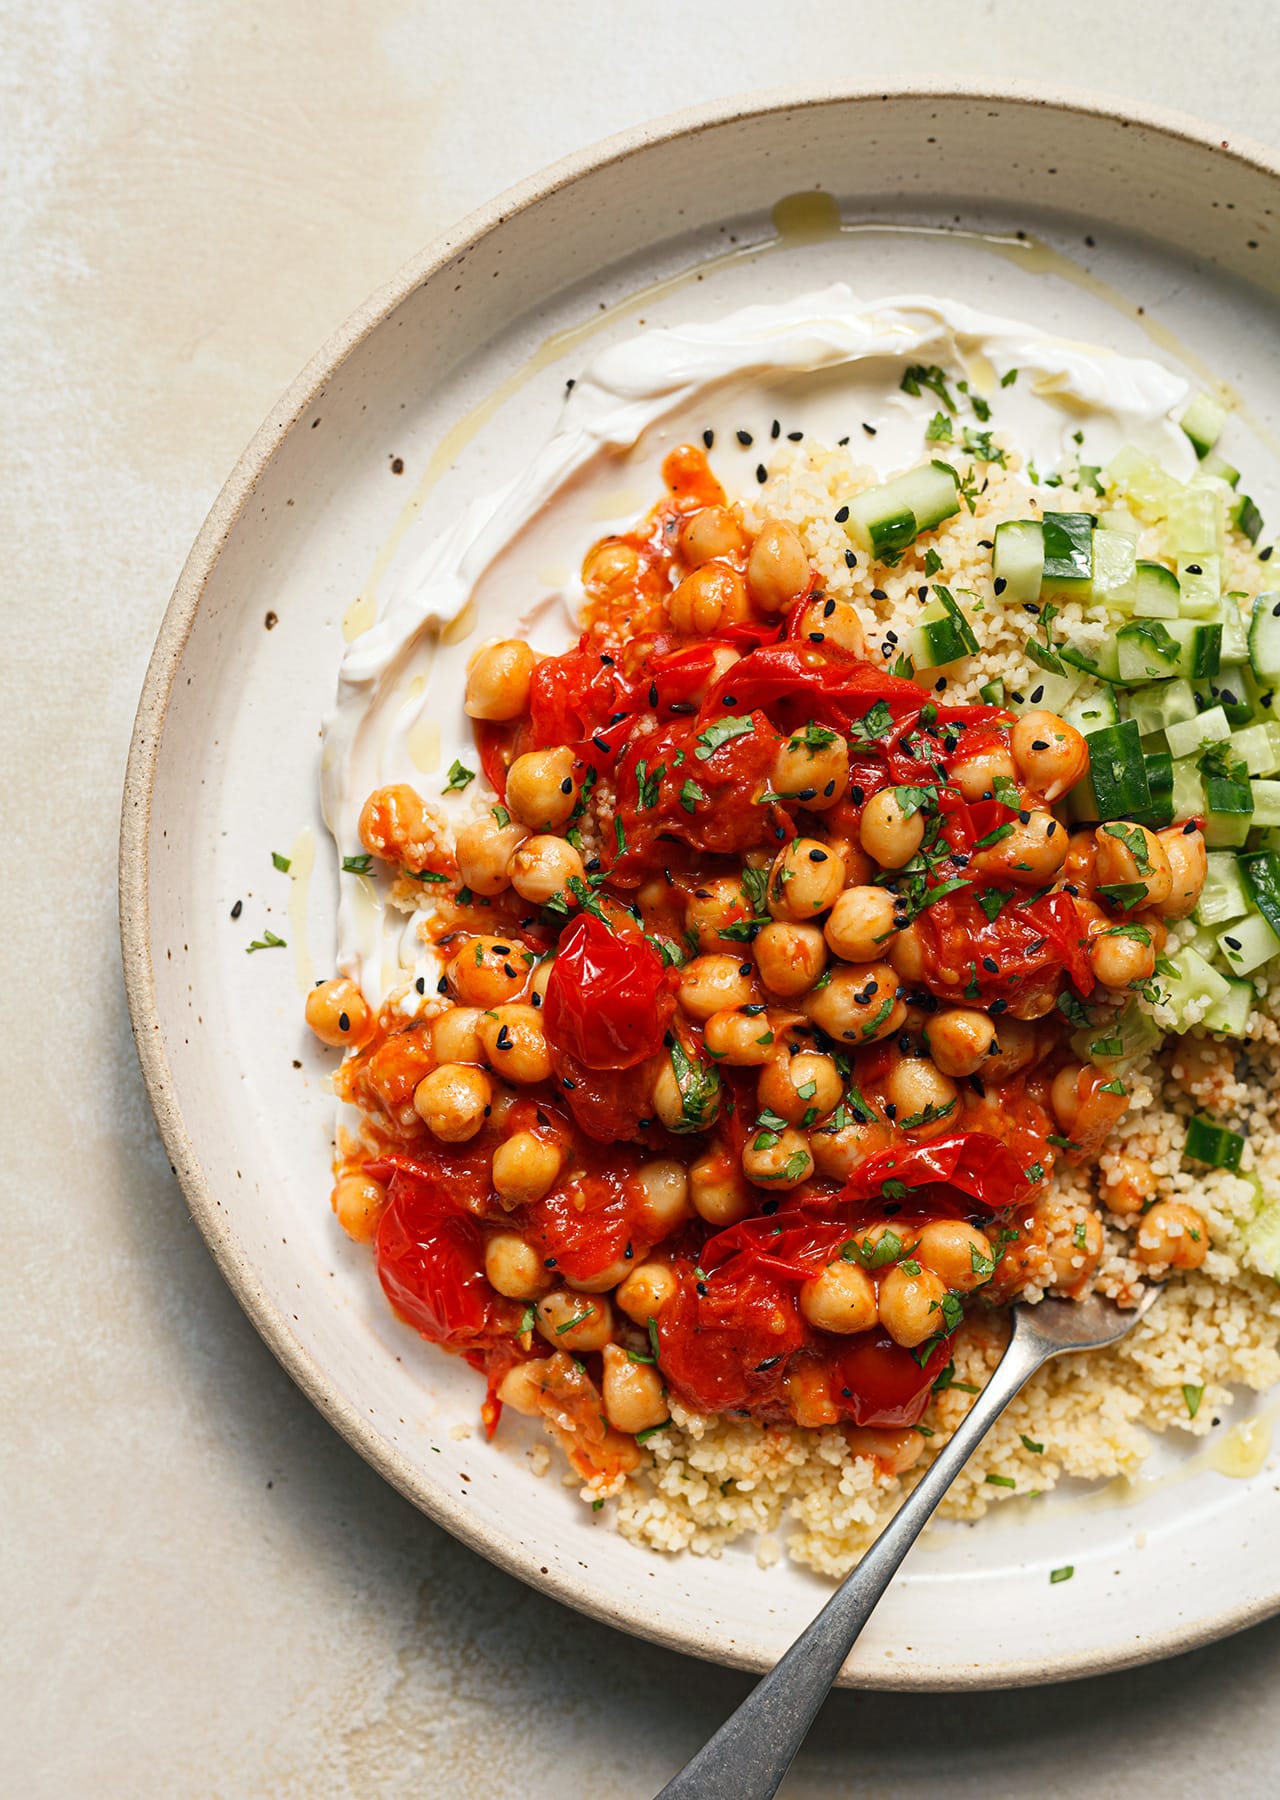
<box><xmin>6</xmin><ymin>3</ymin><xmax>1280</xmax><ymax>1795</ymax></box>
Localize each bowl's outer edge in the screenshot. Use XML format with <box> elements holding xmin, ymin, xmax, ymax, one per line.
<box><xmin>120</xmin><ymin>78</ymin><xmax>1280</xmax><ymax>1690</ymax></box>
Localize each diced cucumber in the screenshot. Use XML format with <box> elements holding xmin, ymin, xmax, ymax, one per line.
<box><xmin>1124</xmin><ymin>678</ymin><xmax>1198</xmax><ymax>737</ymax></box>
<box><xmin>1201</xmin><ymin>449</ymin><xmax>1241</xmax><ymax>489</ymax></box>
<box><xmin>1200</xmin><ymin>976</ymin><xmax>1255</xmax><ymax>1039</ymax></box>
<box><xmin>1232</xmin><ymin>493</ymin><xmax>1264</xmax><ymax>544</ymax></box>
<box><xmin>1200</xmin><ymin>742</ymin><xmax>1253</xmax><ymax>832</ymax></box>
<box><xmin>1184</xmin><ymin>1112</ymin><xmax>1245</xmax><ymax>1168</ymax></box>
<box><xmin>1180</xmin><ymin>391</ymin><xmax>1227</xmax><ymax>460</ymax></box>
<box><xmin>1218</xmin><ymin>602</ymin><xmax>1250</xmax><ymax>668</ymax></box>
<box><xmin>1091</xmin><ymin>528</ymin><xmax>1138</xmax><ymax>610</ymax></box>
<box><xmin>1158</xmin><ymin>945</ymin><xmax>1232</xmax><ymax>1027</ymax></box>
<box><xmin>1063</xmin><ymin>685</ymin><xmax>1119</xmax><ymax>735</ymax></box>
<box><xmin>1134</xmin><ymin>751</ymin><xmax>1174</xmax><ymax>828</ymax></box>
<box><xmin>1242</xmin><ymin>1195</ymin><xmax>1280</xmax><ymax>1278</ymax></box>
<box><xmin>1040</xmin><ymin>512</ymin><xmax>1094</xmax><ymax>599</ymax></box>
<box><xmin>978</xmin><ymin>677</ymin><xmax>1006</xmax><ymax>706</ymax></box>
<box><xmin>1219</xmin><ymin>910</ymin><xmax>1280</xmax><ymax>975</ymax></box>
<box><xmin>1059</xmin><ymin>635</ymin><xmax>1120</xmax><ymax>684</ymax></box>
<box><xmin>992</xmin><ymin>520</ymin><xmax>1043</xmax><ymax>603</ymax></box>
<box><xmin>1080</xmin><ymin>720</ymin><xmax>1150</xmax><ymax>820</ymax></box>
<box><xmin>1196</xmin><ymin>663</ymin><xmax>1251</xmax><ymax>723</ymax></box>
<box><xmin>1204</xmin><ymin>811</ymin><xmax>1252</xmax><ymax>849</ymax></box>
<box><xmin>1195</xmin><ymin>851</ymin><xmax>1251</xmax><ymax>928</ymax></box>
<box><xmin>1071</xmin><ymin>1000</ymin><xmax>1162</xmax><ymax>1070</ymax></box>
<box><xmin>1127</xmin><ymin>617</ymin><xmax>1221</xmax><ymax>682</ymax></box>
<box><xmin>1251</xmin><ymin>783</ymin><xmax>1280</xmax><ymax>827</ymax></box>
<box><xmin>1171</xmin><ymin>757</ymin><xmax>1206</xmax><ymax>824</ymax></box>
<box><xmin>1249</xmin><ymin>593</ymin><xmax>1280</xmax><ymax>681</ymax></box>
<box><xmin>1239</xmin><ymin>851</ymin><xmax>1280</xmax><ymax>942</ymax></box>
<box><xmin>1234</xmin><ymin>719</ymin><xmax>1280</xmax><ymax>776</ymax></box>
<box><xmin>1166</xmin><ymin>704</ymin><xmax>1230</xmax><ymax>761</ymax></box>
<box><xmin>1117</xmin><ymin>620</ymin><xmax>1183</xmax><ymax>683</ymax></box>
<box><xmin>1012</xmin><ymin>666</ymin><xmax>1081</xmax><ymax>716</ymax></box>
<box><xmin>1165</xmin><ymin>484</ymin><xmax>1224</xmax><ymax>557</ymax></box>
<box><xmin>1107</xmin><ymin>445</ymin><xmax>1180</xmax><ymax>518</ymax></box>
<box><xmin>1134</xmin><ymin>560</ymin><xmax>1181</xmax><ymax>619</ymax></box>
<box><xmin>843</xmin><ymin>459</ymin><xmax>961</xmax><ymax>557</ymax></box>
<box><xmin>1177</xmin><ymin>553</ymin><xmax>1221</xmax><ymax>620</ymax></box>
<box><xmin>909</xmin><ymin>583</ymin><xmax>979</xmax><ymax>669</ymax></box>
<box><xmin>1099</xmin><ymin>508</ymin><xmax>1139</xmax><ymax>538</ymax></box>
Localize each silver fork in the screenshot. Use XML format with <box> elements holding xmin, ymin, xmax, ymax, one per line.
<box><xmin>657</xmin><ymin>1287</ymin><xmax>1161</xmax><ymax>1800</ymax></box>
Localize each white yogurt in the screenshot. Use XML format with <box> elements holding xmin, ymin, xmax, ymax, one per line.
<box><xmin>322</xmin><ymin>286</ymin><xmax>1194</xmax><ymax>1011</ymax></box>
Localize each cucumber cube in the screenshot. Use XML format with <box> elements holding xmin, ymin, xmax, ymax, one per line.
<box><xmin>1166</xmin><ymin>705</ymin><xmax>1230</xmax><ymax>761</ymax></box>
<box><xmin>1218</xmin><ymin>911</ymin><xmax>1280</xmax><ymax>976</ymax></box>
<box><xmin>992</xmin><ymin>520</ymin><xmax>1044</xmax><ymax>603</ymax></box>
<box><xmin>1180</xmin><ymin>390</ymin><xmax>1227</xmax><ymax>460</ymax></box>
<box><xmin>1091</xmin><ymin>528</ymin><xmax>1138</xmax><ymax>610</ymax></box>
<box><xmin>1177</xmin><ymin>553</ymin><xmax>1222</xmax><ymax>620</ymax></box>
<box><xmin>1040</xmin><ymin>512</ymin><xmax>1094</xmax><ymax>598</ymax></box>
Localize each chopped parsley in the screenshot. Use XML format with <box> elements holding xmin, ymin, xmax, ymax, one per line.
<box><xmin>900</xmin><ymin>363</ymin><xmax>957</xmax><ymax>412</ymax></box>
<box><xmin>443</xmin><ymin>759</ymin><xmax>476</xmax><ymax>793</ymax></box>
<box><xmin>246</xmin><ymin>930</ymin><xmax>286</xmax><ymax>953</ymax></box>
<box><xmin>1020</xmin><ymin>1433</ymin><xmax>1045</xmax><ymax>1455</ymax></box>
<box><xmin>1182</xmin><ymin>1382</ymin><xmax>1204</xmax><ymax>1420</ymax></box>
<box><xmin>679</xmin><ymin>777</ymin><xmax>709</xmax><ymax>814</ymax></box>
<box><xmin>271</xmin><ymin>851</ymin><xmax>292</xmax><ymax>872</ymax></box>
<box><xmin>341</xmin><ymin>853</ymin><xmax>374</xmax><ymax>875</ymax></box>
<box><xmin>695</xmin><ymin>715</ymin><xmax>754</xmax><ymax>760</ymax></box>
<box><xmin>1050</xmin><ymin>1565</ymin><xmax>1074</xmax><ymax>1584</ymax></box>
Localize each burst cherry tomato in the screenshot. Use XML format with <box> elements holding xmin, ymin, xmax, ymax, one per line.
<box><xmin>542</xmin><ymin>912</ymin><xmax>673</xmax><ymax>1071</ymax></box>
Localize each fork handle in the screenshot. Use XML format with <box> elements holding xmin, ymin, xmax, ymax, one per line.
<box><xmin>656</xmin><ymin>1327</ymin><xmax>1046</xmax><ymax>1800</ymax></box>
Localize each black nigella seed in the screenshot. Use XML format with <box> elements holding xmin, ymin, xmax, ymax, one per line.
<box><xmin>1032</xmin><ymin>738</ymin><xmax>1050</xmax><ymax>751</ymax></box>
<box><xmin>585</xmin><ymin>857</ymin><xmax>601</xmax><ymax>873</ymax></box>
<box><xmin>600</xmin><ymin>653</ymin><xmax>614</xmax><ymax>666</ymax></box>
<box><xmin>943</xmin><ymin>737</ymin><xmax>958</xmax><ymax>753</ymax></box>
<box><xmin>989</xmin><ymin>998</ymin><xmax>1008</xmax><ymax>1014</ymax></box>
<box><xmin>1022</xmin><ymin>601</ymin><xmax>1039</xmax><ymax>615</ymax></box>
<box><xmin>770</xmin><ymin>419</ymin><xmax>780</xmax><ymax>439</ymax></box>
<box><xmin>592</xmin><ymin>735</ymin><xmax>610</xmax><ymax>754</ymax></box>
<box><xmin>1018</xmin><ymin>810</ymin><xmax>1030</xmax><ymax>824</ymax></box>
<box><xmin>649</xmin><ymin>682</ymin><xmax>659</xmax><ymax>707</ymax></box>
<box><xmin>978</xmin><ymin>538</ymin><xmax>994</xmax><ymax>550</ymax></box>
<box><xmin>1064</xmin><ymin>882</ymin><xmax>1079</xmax><ymax>896</ymax></box>
<box><xmin>824</xmin><ymin>597</ymin><xmax>836</xmax><ymax>617</ymax></box>
<box><xmin>338</xmin><ymin>1012</ymin><xmax>349</xmax><ymax>1032</ymax></box>
<box><xmin>1183</xmin><ymin>819</ymin><xmax>1198</xmax><ymax>835</ymax></box>
<box><xmin>871</xmin><ymin>587</ymin><xmax>888</xmax><ymax>601</ymax></box>
<box><xmin>968</xmin><ymin>1074</ymin><xmax>986</xmax><ymax>1096</ymax></box>
<box><xmin>808</xmin><ymin>631</ymin><xmax>826</xmax><ymax>644</ymax></box>
<box><xmin>496</xmin><ymin>1026</ymin><xmax>513</xmax><ymax>1051</ymax></box>
<box><xmin>788</xmin><ymin>430</ymin><xmax>803</xmax><ymax>441</ymax></box>
<box><xmin>994</xmin><ymin>576</ymin><xmax>1008</xmax><ymax>595</ymax></box>
<box><xmin>884</xmin><ymin>1102</ymin><xmax>898</xmax><ymax>1120</ymax></box>
<box><xmin>1225</xmin><ymin>935</ymin><xmax>1241</xmax><ymax>950</ymax></box>
<box><xmin>503</xmin><ymin>962</ymin><xmax>517</xmax><ymax>979</ymax></box>
<box><xmin>670</xmin><ymin>700</ymin><xmax>696</xmax><ymax>714</ymax></box>
<box><xmin>560</xmin><ymin>777</ymin><xmax>573</xmax><ymax>794</ymax></box>
<box><xmin>230</xmin><ymin>899</ymin><xmax>243</xmax><ymax>919</ymax></box>
<box><xmin>756</xmin><ymin>464</ymin><xmax>768</xmax><ymax>484</ymax></box>
<box><xmin>1186</xmin><ymin>563</ymin><xmax>1202</xmax><ymax>576</ymax></box>
<box><xmin>824</xmin><ymin>780</ymin><xmax>836</xmax><ymax>796</ymax></box>
<box><xmin>1260</xmin><ymin>544</ymin><xmax>1273</xmax><ymax>561</ymax></box>
<box><xmin>845</xmin><ymin>549</ymin><xmax>857</xmax><ymax>568</ymax></box>
<box><xmin>918</xmin><ymin>586</ymin><xmax>929</xmax><ymax>601</ymax></box>
<box><xmin>862</xmin><ymin>422</ymin><xmax>877</xmax><ymax>436</ymax></box>
<box><xmin>415</xmin><ymin>976</ymin><xmax>426</xmax><ymax>994</ymax></box>
<box><xmin>809</xmin><ymin>848</ymin><xmax>828</xmax><ymax>862</ymax></box>
<box><xmin>736</xmin><ymin>429</ymin><xmax>753</xmax><ymax>445</ymax></box>
<box><xmin>544</xmin><ymin>1257</ymin><xmax>558</xmax><ymax>1269</ymax></box>
<box><xmin>982</xmin><ymin>956</ymin><xmax>998</xmax><ymax>973</ymax></box>
<box><xmin>935</xmin><ymin>678</ymin><xmax>947</xmax><ymax>693</ymax></box>
<box><xmin>561</xmin><ymin>1077</ymin><xmax>577</xmax><ymax>1090</ymax></box>
<box><xmin>702</xmin><ymin>428</ymin><xmax>714</xmax><ymax>448</ymax></box>
<box><xmin>1029</xmin><ymin>685</ymin><xmax>1044</xmax><ymax>705</ymax></box>
<box><xmin>437</xmin><ymin>976</ymin><xmax>448</xmax><ymax>994</ymax></box>
<box><xmin>834</xmin><ymin>505</ymin><xmax>850</xmax><ymax>524</ymax></box>
<box><xmin>696</xmin><ymin>1282</ymin><xmax>709</xmax><ymax>1296</ymax></box>
<box><xmin>739</xmin><ymin>962</ymin><xmax>753</xmax><ymax>977</ymax></box>
<box><xmin>884</xmin><ymin>629</ymin><xmax>898</xmax><ymax>644</ymax></box>
<box><xmin>722</xmin><ymin>694</ymin><xmax>737</xmax><ymax>705</ymax></box>
<box><xmin>531</xmin><ymin>992</ymin><xmax>541</xmax><ymax>1008</ymax></box>
<box><xmin>798</xmin><ymin>786</ymin><xmax>817</xmax><ymax>801</ymax></box>
<box><xmin>850</xmin><ymin>785</ymin><xmax>865</xmax><ymax>805</ymax></box>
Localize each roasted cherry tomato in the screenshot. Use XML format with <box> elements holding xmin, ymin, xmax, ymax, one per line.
<box><xmin>375</xmin><ymin>1164</ymin><xmax>515</xmax><ymax>1350</ymax></box>
<box><xmin>542</xmin><ymin>912</ymin><xmax>673</xmax><ymax>1071</ymax></box>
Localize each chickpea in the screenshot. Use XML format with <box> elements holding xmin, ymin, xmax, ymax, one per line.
<box><xmin>799</xmin><ymin>1260</ymin><xmax>879</xmax><ymax>1334</ymax></box>
<box><xmin>1050</xmin><ymin>1063</ymin><xmax>1089</xmax><ymax>1133</ymax></box>
<box><xmin>679</xmin><ymin>504</ymin><xmax>749</xmax><ymax>566</ymax></box>
<box><xmin>704</xmin><ymin>1006</ymin><xmax>776</xmax><ymax>1066</ymax></box>
<box><xmin>982</xmin><ymin>1016</ymin><xmax>1039</xmax><ymax>1081</ymax></box>
<box><xmin>667</xmin><ymin>561</ymin><xmax>749</xmax><ymax>635</ymax></box>
<box><xmin>633</xmin><ymin>1159</ymin><xmax>692</xmax><ymax>1237</ymax></box>
<box><xmin>784</xmin><ymin>1360</ymin><xmax>841</xmax><ymax>1428</ymax></box>
<box><xmin>652</xmin><ymin>1049</ymin><xmax>721</xmax><ymax>1134</ymax></box>
<box><xmin>846</xmin><ymin>1219</ymin><xmax>919</xmax><ymax>1263</ymax></box>
<box><xmin>767</xmin><ymin>837</ymin><xmax>845</xmax><ymax>920</ymax></box>
<box><xmin>974</xmin><ymin>810</ymin><xmax>1068</xmax><ymax>885</ymax></box>
<box><xmin>600</xmin><ymin>1343</ymin><xmax>668</xmax><ymax>1435</ymax></box>
<box><xmin>535</xmin><ymin>1290</ymin><xmax>614</xmax><ymax>1352</ymax></box>
<box><xmin>1065</xmin><ymin>827</ymin><xmax>1098</xmax><ymax>892</ymax></box>
<box><xmin>529</xmin><ymin>956</ymin><xmax>554</xmax><ymax>1006</ymax></box>
<box><xmin>464</xmin><ymin>639</ymin><xmax>537</xmax><ymax>721</ymax></box>
<box><xmin>802</xmin><ymin>963</ymin><xmax>905</xmax><ymax>1045</ymax></box>
<box><xmin>948</xmin><ymin>744</ymin><xmax>1017</xmax><ymax>802</ymax></box>
<box><xmin>770</xmin><ymin>725</ymin><xmax>849</xmax><ymax>811</ymax></box>
<box><xmin>1025</xmin><ymin>1197</ymin><xmax>1104</xmax><ymax>1290</ymax></box>
<box><xmin>510</xmin><ymin>833</ymin><xmax>585</xmax><ymax>904</ymax></box>
<box><xmin>859</xmin><ymin>788</ymin><xmax>925</xmax><ymax>869</ymax></box>
<box><xmin>757</xmin><ymin>1050</ymin><xmax>843</xmax><ymax>1125</ymax></box>
<box><xmin>1099</xmin><ymin>1152</ymin><xmax>1156</xmax><ymax>1219</ymax></box>
<box><xmin>491</xmin><ymin>1131</ymin><xmax>563</xmax><ymax>1206</ymax></box>
<box><xmin>926</xmin><ymin>1008</ymin><xmax>996</xmax><ymax>1078</ymax></box>
<box><xmin>1134</xmin><ymin>1200</ymin><xmax>1210</xmax><ymax>1270</ymax></box>
<box><xmin>754</xmin><ymin>921</ymin><xmax>828</xmax><ymax>996</ymax></box>
<box><xmin>914</xmin><ymin>1219</ymin><xmax>994</xmax><ymax>1292</ymax></box>
<box><xmin>1089</xmin><ymin>924</ymin><xmax>1157</xmax><ymax>990</ymax></box>
<box><xmin>844</xmin><ymin>1426</ymin><xmax>927</xmax><ymax>1475</ymax></box>
<box><xmin>678</xmin><ymin>953</ymin><xmax>758</xmax><ymax>1022</ymax></box>
<box><xmin>485</xmin><ymin>1231</ymin><xmax>554</xmax><ymax>1299</ymax></box>
<box><xmin>583</xmin><ymin>538</ymin><xmax>641</xmax><ymax>597</ymax></box>
<box><xmin>477</xmin><ymin>1004</ymin><xmax>551</xmax><ymax>1085</ymax></box>
<box><xmin>455</xmin><ymin>815</ymin><xmax>529</xmax><ymax>896</ymax></box>
<box><xmin>690</xmin><ymin>1144</ymin><xmax>753</xmax><ymax>1225</ymax></box>
<box><xmin>505</xmin><ymin>747</ymin><xmax>581</xmax><ymax>831</ymax></box>
<box><xmin>799</xmin><ymin>595</ymin><xmax>866</xmax><ymax>657</ymax></box>
<box><xmin>331</xmin><ymin>1172</ymin><xmax>388</xmax><ymax>1243</ymax></box>
<box><xmin>1093</xmin><ymin>822</ymin><xmax>1173</xmax><ymax>909</ymax></box>
<box><xmin>413</xmin><ymin>1062</ymin><xmax>492</xmax><ymax>1142</ymax></box>
<box><xmin>888</xmin><ymin>920</ymin><xmax>926</xmax><ymax>984</ymax></box>
<box><xmin>616</xmin><ymin>1261</ymin><xmax>678</xmax><ymax>1325</ymax></box>
<box><xmin>568</xmin><ymin>1254</ymin><xmax>638</xmax><ymax>1296</ymax></box>
<box><xmin>688</xmin><ymin>644</ymin><xmax>741</xmax><ymax>704</ymax></box>
<box><xmin>357</xmin><ymin>782</ymin><xmax>437</xmax><ymax>869</ymax></box>
<box><xmin>745</xmin><ymin>518</ymin><xmax>811</xmax><ymax>613</ymax></box>
<box><xmin>446</xmin><ymin>935</ymin><xmax>530</xmax><ymax>1007</ymax></box>
<box><xmin>1010</xmin><ymin>710</ymin><xmax>1089</xmax><ymax>802</ymax></box>
<box><xmin>884</xmin><ymin>1055</ymin><xmax>959</xmax><ymax>1135</ymax></box>
<box><xmin>878</xmin><ymin>1264</ymin><xmax>951</xmax><ymax>1349</ymax></box>
<box><xmin>810</xmin><ymin>1114</ymin><xmax>894</xmax><ymax>1180</ymax></box>
<box><xmin>1154</xmin><ymin>825</ymin><xmax>1208</xmax><ymax>920</ymax></box>
<box><xmin>824</xmin><ymin>886</ymin><xmax>901</xmax><ymax>963</ymax></box>
<box><xmin>430</xmin><ymin>1005</ymin><xmax>486</xmax><ymax>1064</ymax></box>
<box><xmin>496</xmin><ymin>1360</ymin><xmax>547</xmax><ymax>1417</ymax></box>
<box><xmin>305</xmin><ymin>977</ymin><xmax>372</xmax><ymax>1049</ymax></box>
<box><xmin>741</xmin><ymin>1125</ymin><xmax>814</xmax><ymax>1189</ymax></box>
<box><xmin>685</xmin><ymin>876</ymin><xmax>754</xmax><ymax>952</ymax></box>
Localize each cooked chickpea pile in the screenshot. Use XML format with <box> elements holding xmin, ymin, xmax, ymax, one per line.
<box><xmin>307</xmin><ymin>445</ymin><xmax>1214</xmax><ymax>1477</ymax></box>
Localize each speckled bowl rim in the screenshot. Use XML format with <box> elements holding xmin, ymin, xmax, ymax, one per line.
<box><xmin>121</xmin><ymin>78</ymin><xmax>1280</xmax><ymax>1689</ymax></box>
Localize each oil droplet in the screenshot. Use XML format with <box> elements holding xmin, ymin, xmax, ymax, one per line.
<box><xmin>771</xmin><ymin>190</ymin><xmax>842</xmax><ymax>243</ymax></box>
<box><xmin>1209</xmin><ymin>1416</ymin><xmax>1272</xmax><ymax>1479</ymax></box>
<box><xmin>441</xmin><ymin>597</ymin><xmax>478</xmax><ymax>646</ymax></box>
<box><xmin>590</xmin><ymin>488</ymin><xmax>646</xmax><ymax>522</ymax></box>
<box><xmin>286</xmin><ymin>826</ymin><xmax>315</xmax><ymax>994</ymax></box>
<box><xmin>407</xmin><ymin>714</ymin><xmax>441</xmax><ymax>774</ymax></box>
<box><xmin>342</xmin><ymin>589</ymin><xmax>377</xmax><ymax>642</ymax></box>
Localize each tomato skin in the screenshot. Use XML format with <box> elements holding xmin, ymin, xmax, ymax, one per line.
<box><xmin>831</xmin><ymin>1329</ymin><xmax>954</xmax><ymax>1428</ymax></box>
<box><xmin>520</xmin><ymin>1163</ymin><xmax>646</xmax><ymax>1283</ymax></box>
<box><xmin>911</xmin><ymin>888</ymin><xmax>1091</xmax><ymax>1014</ymax></box>
<box><xmin>543</xmin><ymin>913</ymin><xmax>674</xmax><ymax>1071</ymax></box>
<box><xmin>657</xmin><ymin>1265</ymin><xmax>806</xmax><ymax>1415</ymax></box>
<box><xmin>375</xmin><ymin>1165</ymin><xmax>515</xmax><ymax>1350</ymax></box>
<box><xmin>840</xmin><ymin>1130</ymin><xmax>1033</xmax><ymax>1214</ymax></box>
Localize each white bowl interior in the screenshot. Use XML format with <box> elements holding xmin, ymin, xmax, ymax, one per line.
<box><xmin>127</xmin><ymin>91</ymin><xmax>1280</xmax><ymax>1686</ymax></box>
